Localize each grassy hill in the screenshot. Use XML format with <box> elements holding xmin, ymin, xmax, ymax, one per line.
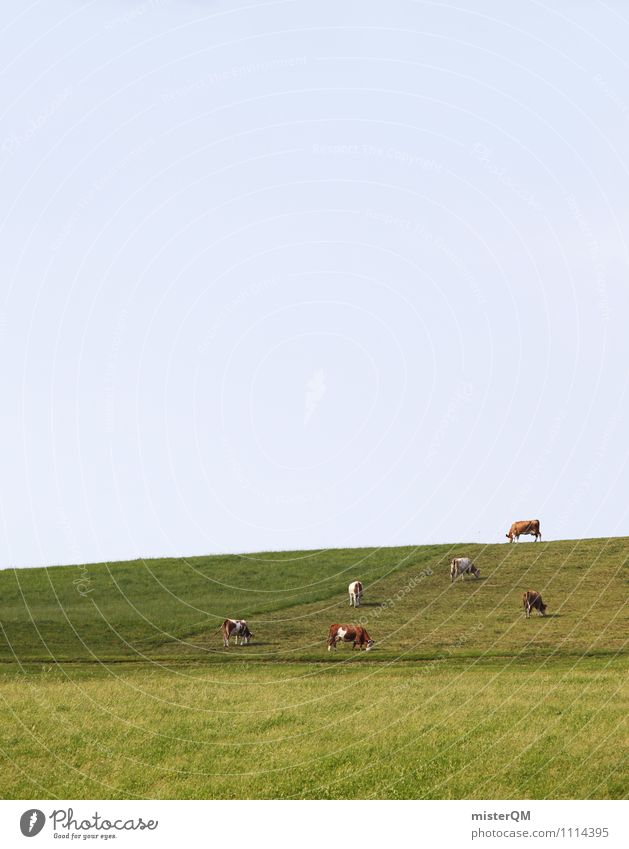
<box><xmin>0</xmin><ymin>537</ymin><xmax>626</xmax><ymax>799</ymax></box>
<box><xmin>1</xmin><ymin>536</ymin><xmax>627</xmax><ymax>663</ymax></box>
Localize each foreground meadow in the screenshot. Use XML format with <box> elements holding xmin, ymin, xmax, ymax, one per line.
<box><xmin>0</xmin><ymin>657</ymin><xmax>626</xmax><ymax>800</ymax></box>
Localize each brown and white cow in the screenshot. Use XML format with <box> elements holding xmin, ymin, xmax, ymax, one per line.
<box><xmin>327</xmin><ymin>624</ymin><xmax>373</xmax><ymax>651</ymax></box>
<box><xmin>522</xmin><ymin>590</ymin><xmax>547</xmax><ymax>618</ymax></box>
<box><xmin>450</xmin><ymin>557</ymin><xmax>480</xmax><ymax>582</ymax></box>
<box><xmin>507</xmin><ymin>519</ymin><xmax>541</xmax><ymax>542</ymax></box>
<box><xmin>348</xmin><ymin>580</ymin><xmax>363</xmax><ymax>607</ymax></box>
<box><xmin>221</xmin><ymin>618</ymin><xmax>253</xmax><ymax>647</ymax></box>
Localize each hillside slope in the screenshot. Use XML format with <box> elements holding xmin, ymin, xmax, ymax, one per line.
<box><xmin>1</xmin><ymin>537</ymin><xmax>627</xmax><ymax>664</ymax></box>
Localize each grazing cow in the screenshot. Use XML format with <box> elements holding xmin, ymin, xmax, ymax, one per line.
<box><xmin>522</xmin><ymin>590</ymin><xmax>547</xmax><ymax>618</ymax></box>
<box><xmin>450</xmin><ymin>557</ymin><xmax>480</xmax><ymax>582</ymax></box>
<box><xmin>327</xmin><ymin>624</ymin><xmax>373</xmax><ymax>651</ymax></box>
<box><xmin>506</xmin><ymin>519</ymin><xmax>541</xmax><ymax>542</ymax></box>
<box><xmin>348</xmin><ymin>580</ymin><xmax>363</xmax><ymax>607</ymax></box>
<box><xmin>221</xmin><ymin>618</ymin><xmax>253</xmax><ymax>647</ymax></box>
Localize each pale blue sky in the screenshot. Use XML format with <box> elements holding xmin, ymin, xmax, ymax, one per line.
<box><xmin>1</xmin><ymin>0</ymin><xmax>628</xmax><ymax>568</ymax></box>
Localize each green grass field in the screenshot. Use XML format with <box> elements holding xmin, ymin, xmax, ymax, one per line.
<box><xmin>0</xmin><ymin>537</ymin><xmax>627</xmax><ymax>798</ymax></box>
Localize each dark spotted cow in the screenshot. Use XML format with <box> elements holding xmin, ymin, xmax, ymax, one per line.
<box><xmin>221</xmin><ymin>618</ymin><xmax>253</xmax><ymax>647</ymax></box>
<box><xmin>523</xmin><ymin>590</ymin><xmax>547</xmax><ymax>618</ymax></box>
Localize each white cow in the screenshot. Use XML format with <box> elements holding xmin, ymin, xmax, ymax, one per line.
<box><xmin>348</xmin><ymin>580</ymin><xmax>363</xmax><ymax>607</ymax></box>
<box><xmin>450</xmin><ymin>557</ymin><xmax>480</xmax><ymax>583</ymax></box>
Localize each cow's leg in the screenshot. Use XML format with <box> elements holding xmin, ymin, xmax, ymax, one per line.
<box><xmin>525</xmin><ymin>603</ymin><xmax>531</xmax><ymax>619</ymax></box>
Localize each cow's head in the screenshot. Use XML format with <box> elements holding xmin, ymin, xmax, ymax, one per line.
<box><xmin>539</xmin><ymin>602</ymin><xmax>547</xmax><ymax>615</ymax></box>
<box><xmin>365</xmin><ymin>639</ymin><xmax>374</xmax><ymax>651</ymax></box>
<box><xmin>473</xmin><ymin>567</ymin><xmax>480</xmax><ymax>578</ymax></box>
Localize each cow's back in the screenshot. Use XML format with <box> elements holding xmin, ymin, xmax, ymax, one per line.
<box><xmin>517</xmin><ymin>519</ymin><xmax>539</xmax><ymax>533</ymax></box>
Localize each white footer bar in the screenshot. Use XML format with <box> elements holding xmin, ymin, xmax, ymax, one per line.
<box><xmin>0</xmin><ymin>800</ymin><xmax>626</xmax><ymax>849</ymax></box>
